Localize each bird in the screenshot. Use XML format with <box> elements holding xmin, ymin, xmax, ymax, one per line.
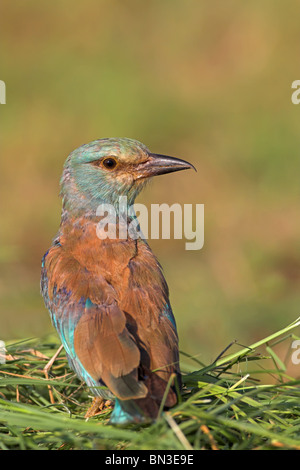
<box><xmin>41</xmin><ymin>138</ymin><xmax>195</xmax><ymax>425</ymax></box>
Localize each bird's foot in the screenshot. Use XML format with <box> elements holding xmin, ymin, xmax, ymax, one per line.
<box><xmin>85</xmin><ymin>397</ymin><xmax>113</xmax><ymax>419</ymax></box>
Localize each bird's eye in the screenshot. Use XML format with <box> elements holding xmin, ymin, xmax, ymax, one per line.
<box><xmin>102</xmin><ymin>157</ymin><xmax>118</xmax><ymax>170</ymax></box>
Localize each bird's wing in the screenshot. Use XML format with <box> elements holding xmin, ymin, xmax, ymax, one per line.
<box><xmin>41</xmin><ymin>241</ymin><xmax>147</xmax><ymax>400</ymax></box>
<box><xmin>120</xmin><ymin>241</ymin><xmax>181</xmax><ymax>407</ymax></box>
<box><xmin>73</xmin><ymin>300</ymin><xmax>147</xmax><ymax>399</ymax></box>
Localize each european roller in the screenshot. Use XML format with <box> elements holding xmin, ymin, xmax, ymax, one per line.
<box><xmin>41</xmin><ymin>138</ymin><xmax>195</xmax><ymax>425</ymax></box>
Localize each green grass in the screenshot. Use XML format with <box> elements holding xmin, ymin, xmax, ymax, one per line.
<box><xmin>0</xmin><ymin>318</ymin><xmax>300</xmax><ymax>450</ymax></box>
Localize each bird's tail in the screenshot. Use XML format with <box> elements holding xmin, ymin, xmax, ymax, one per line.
<box><xmin>109</xmin><ymin>371</ymin><xmax>180</xmax><ymax>425</ymax></box>
<box><xmin>109</xmin><ymin>398</ymin><xmax>151</xmax><ymax>425</ymax></box>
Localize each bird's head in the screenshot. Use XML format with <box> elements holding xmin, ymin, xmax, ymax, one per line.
<box><xmin>61</xmin><ymin>138</ymin><xmax>195</xmax><ymax>214</ymax></box>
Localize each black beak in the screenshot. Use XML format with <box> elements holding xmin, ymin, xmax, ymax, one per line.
<box><xmin>136</xmin><ymin>153</ymin><xmax>196</xmax><ymax>179</ymax></box>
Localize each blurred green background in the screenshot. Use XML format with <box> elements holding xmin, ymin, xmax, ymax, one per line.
<box><xmin>1</xmin><ymin>1</ymin><xmax>299</xmax><ymax>369</ymax></box>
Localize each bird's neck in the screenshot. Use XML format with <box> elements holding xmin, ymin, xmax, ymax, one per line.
<box><xmin>60</xmin><ymin>168</ymin><xmax>141</xmax><ymax>219</ymax></box>
<box><xmin>59</xmin><ymin>186</ymin><xmax>140</xmax><ymax>242</ymax></box>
